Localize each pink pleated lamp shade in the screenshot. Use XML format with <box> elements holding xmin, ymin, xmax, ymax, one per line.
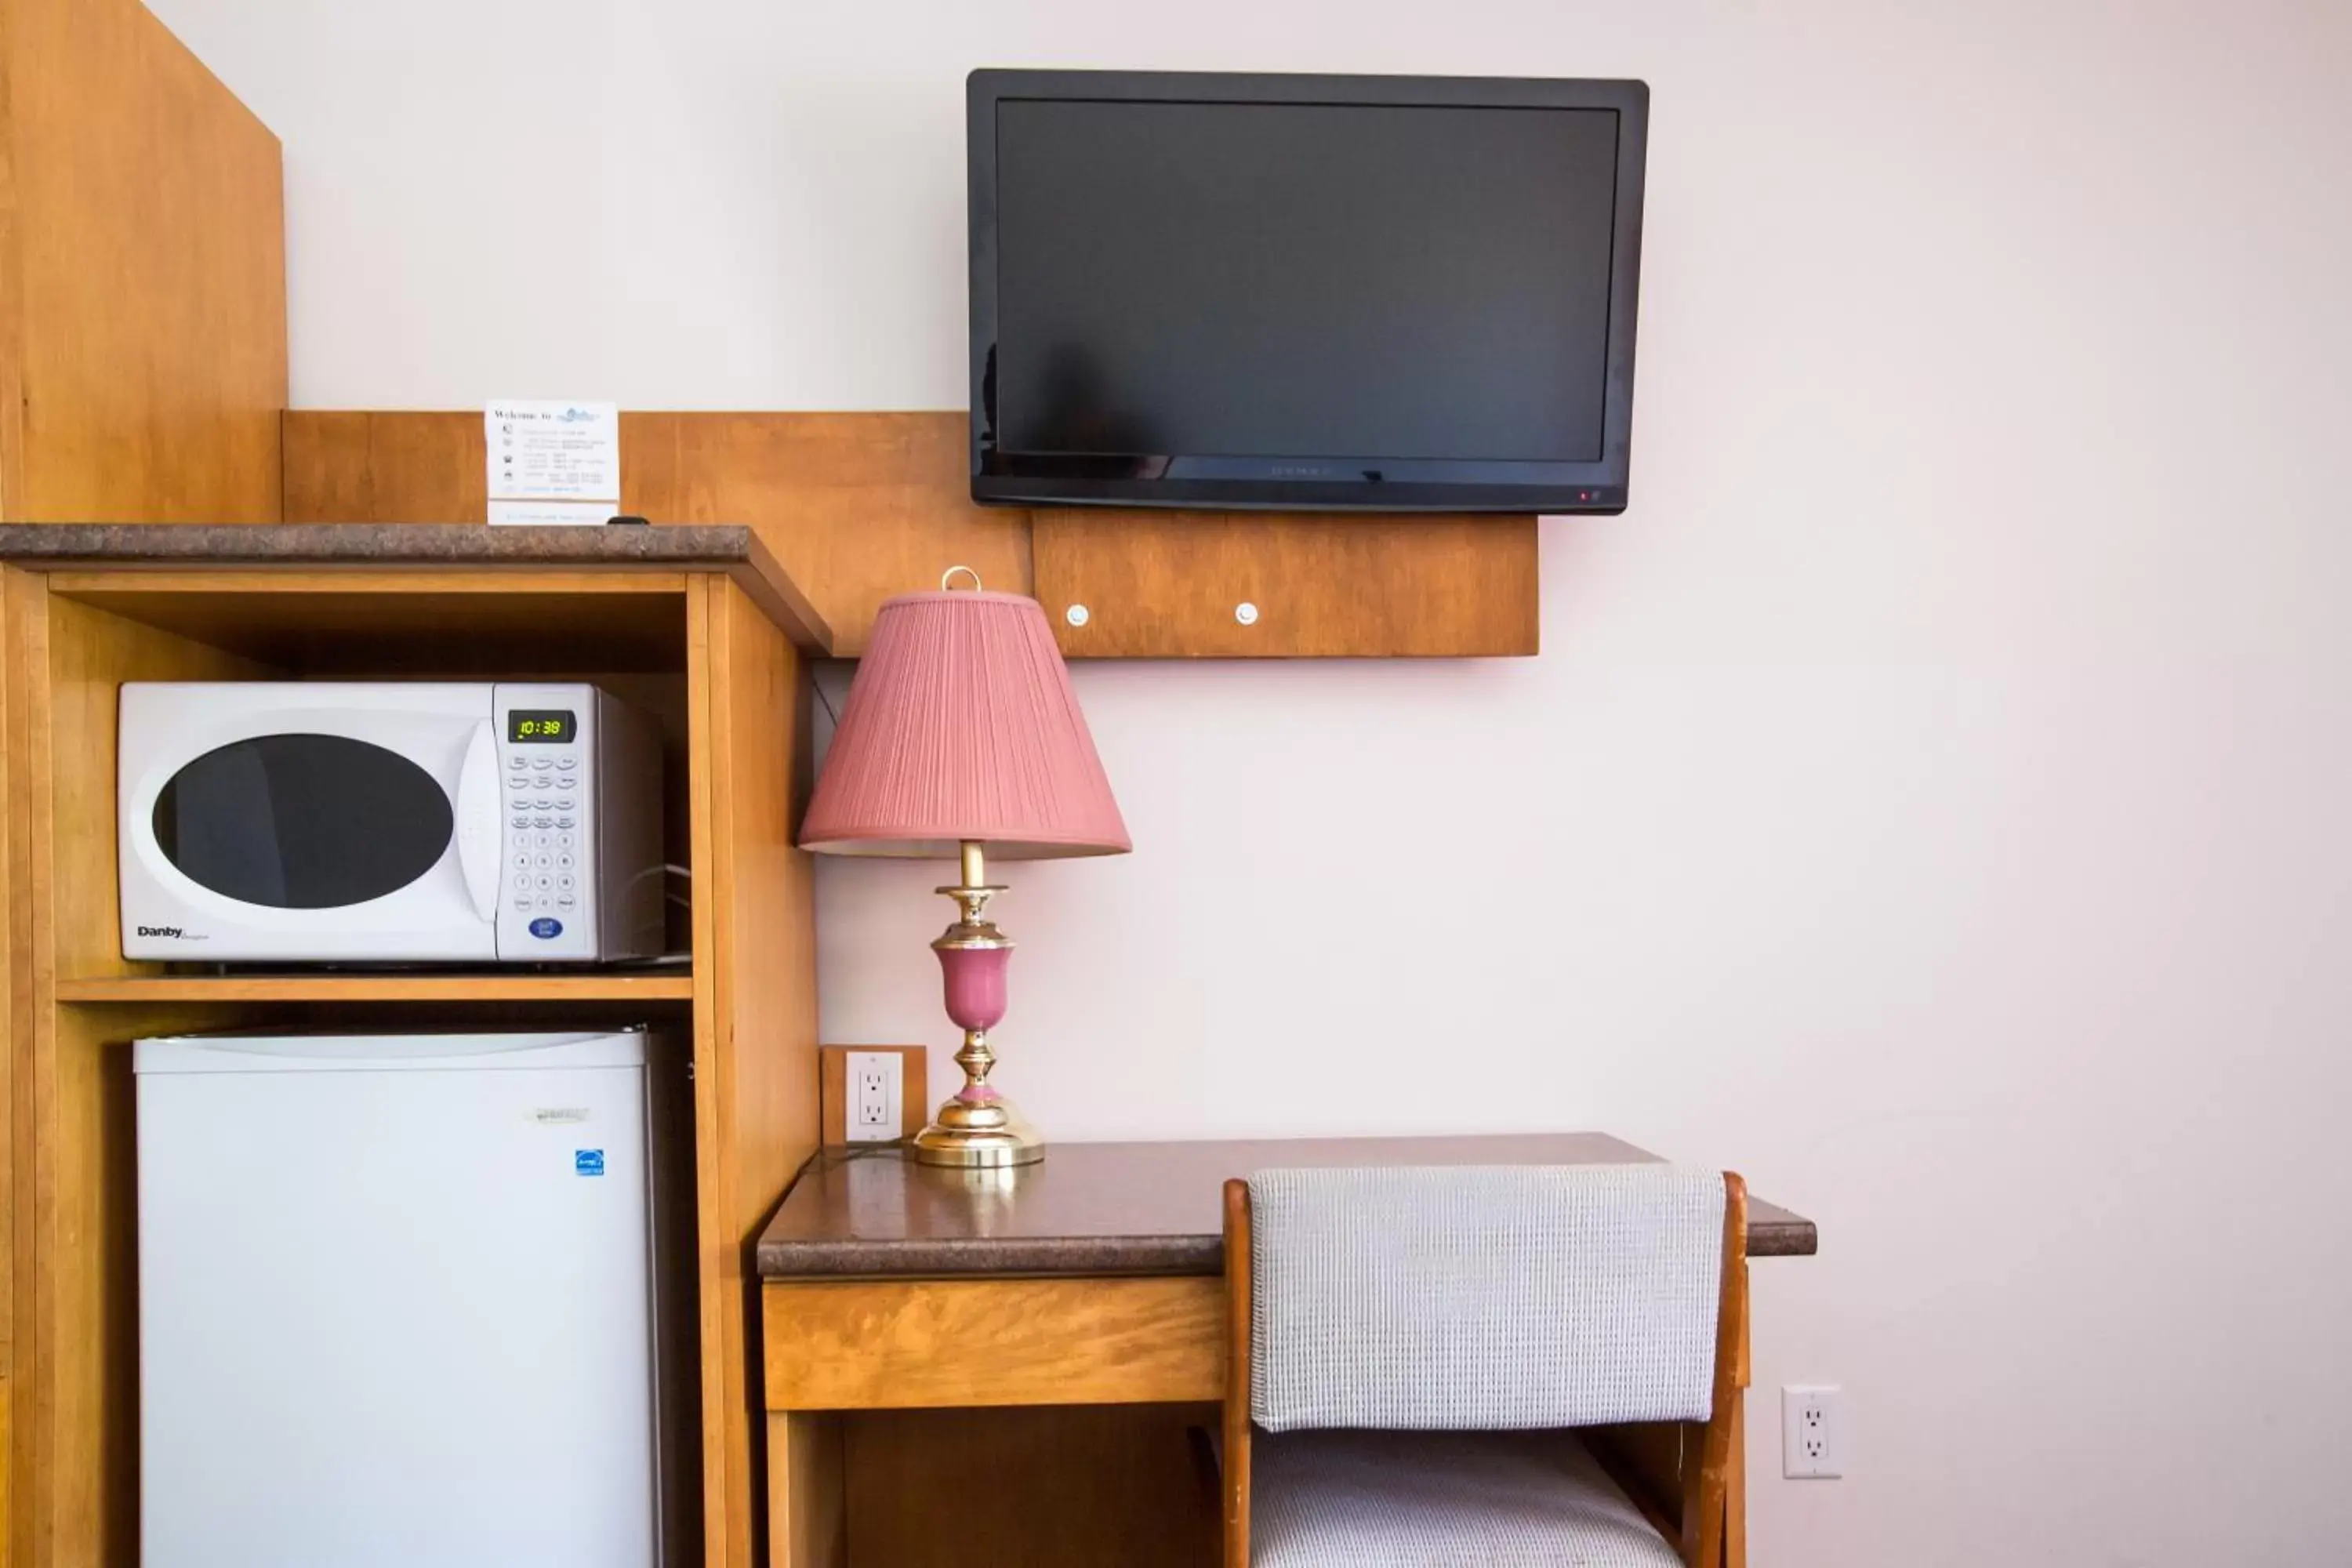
<box><xmin>800</xmin><ymin>589</ymin><xmax>1130</xmax><ymax>858</ymax></box>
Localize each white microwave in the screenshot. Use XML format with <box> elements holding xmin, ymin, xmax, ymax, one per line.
<box><xmin>119</xmin><ymin>683</ymin><xmax>665</xmax><ymax>963</ymax></box>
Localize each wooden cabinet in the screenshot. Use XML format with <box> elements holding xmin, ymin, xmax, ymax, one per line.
<box><xmin>0</xmin><ymin>533</ymin><xmax>825</xmax><ymax>1568</ymax></box>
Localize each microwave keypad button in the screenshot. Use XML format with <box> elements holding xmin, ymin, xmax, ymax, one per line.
<box><xmin>557</xmin><ymin>853</ymin><xmax>575</xmax><ymax>870</ymax></box>
<box><xmin>508</xmin><ymin>755</ymin><xmax>526</xmax><ymax>770</ymax></box>
<box><xmin>556</xmin><ymin>817</ymin><xmax>577</xmax><ymax>830</ymax></box>
<box><xmin>510</xmin><ymin>815</ymin><xmax>530</xmax><ymax>830</ymax></box>
<box><xmin>556</xmin><ymin>757</ymin><xmax>578</xmax><ymax>771</ymax></box>
<box><xmin>557</xmin><ymin>894</ymin><xmax>577</xmax><ymax>908</ymax></box>
<box><xmin>530</xmin><ymin>758</ymin><xmax>553</xmax><ymax>771</ymax></box>
<box><xmin>533</xmin><ymin>816</ymin><xmax>554</xmax><ymax>829</ymax></box>
<box><xmin>557</xmin><ymin>873</ymin><xmax>576</xmax><ymax>891</ymax></box>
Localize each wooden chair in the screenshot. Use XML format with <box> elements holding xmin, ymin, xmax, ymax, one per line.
<box><xmin>1221</xmin><ymin>1166</ymin><xmax>1749</xmax><ymax>1568</ymax></box>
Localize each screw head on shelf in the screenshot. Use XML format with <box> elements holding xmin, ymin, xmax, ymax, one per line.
<box><xmin>1235</xmin><ymin>601</ymin><xmax>1260</xmax><ymax>626</ymax></box>
<box><xmin>1065</xmin><ymin>604</ymin><xmax>1091</xmax><ymax>628</ymax></box>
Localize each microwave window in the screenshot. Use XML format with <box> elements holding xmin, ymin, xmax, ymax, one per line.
<box><xmin>151</xmin><ymin>735</ymin><xmax>456</xmax><ymax>909</ymax></box>
<box><xmin>507</xmin><ymin>710</ymin><xmax>575</xmax><ymax>744</ymax></box>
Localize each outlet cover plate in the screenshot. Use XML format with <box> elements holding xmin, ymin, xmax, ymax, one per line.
<box><xmin>1781</xmin><ymin>1385</ymin><xmax>1845</xmax><ymax>1479</ymax></box>
<box><xmin>819</xmin><ymin>1044</ymin><xmax>928</xmax><ymax>1146</ymax></box>
<box><xmin>844</xmin><ymin>1051</ymin><xmax>901</xmax><ymax>1142</ymax></box>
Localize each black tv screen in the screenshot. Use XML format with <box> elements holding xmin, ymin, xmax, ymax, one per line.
<box><xmin>967</xmin><ymin>71</ymin><xmax>1650</xmax><ymax>514</ymax></box>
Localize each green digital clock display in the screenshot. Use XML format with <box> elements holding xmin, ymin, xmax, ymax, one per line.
<box><xmin>506</xmin><ymin>710</ymin><xmax>577</xmax><ymax>744</ymax></box>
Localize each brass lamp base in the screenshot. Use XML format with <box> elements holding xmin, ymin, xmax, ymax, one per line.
<box><xmin>909</xmin><ymin>1100</ymin><xmax>1044</xmax><ymax>1168</ymax></box>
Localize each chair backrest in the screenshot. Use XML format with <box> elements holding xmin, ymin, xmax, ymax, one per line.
<box><xmin>1246</xmin><ymin>1163</ymin><xmax>1729</xmax><ymax>1434</ymax></box>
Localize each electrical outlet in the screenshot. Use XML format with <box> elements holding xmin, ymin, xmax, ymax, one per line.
<box><xmin>844</xmin><ymin>1050</ymin><xmax>902</xmax><ymax>1143</ymax></box>
<box><xmin>818</xmin><ymin>1045</ymin><xmax>926</xmax><ymax>1145</ymax></box>
<box><xmin>1781</xmin><ymin>1385</ymin><xmax>1845</xmax><ymax>1479</ymax></box>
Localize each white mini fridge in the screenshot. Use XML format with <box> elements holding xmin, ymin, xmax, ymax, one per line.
<box><xmin>135</xmin><ymin>1028</ymin><xmax>687</xmax><ymax>1568</ymax></box>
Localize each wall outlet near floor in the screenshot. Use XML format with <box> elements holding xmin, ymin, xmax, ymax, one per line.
<box><xmin>818</xmin><ymin>1044</ymin><xmax>927</xmax><ymax>1146</ymax></box>
<box><xmin>1781</xmin><ymin>1385</ymin><xmax>1846</xmax><ymax>1479</ymax></box>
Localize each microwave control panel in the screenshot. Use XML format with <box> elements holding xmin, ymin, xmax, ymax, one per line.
<box><xmin>493</xmin><ymin>683</ymin><xmax>598</xmax><ymax>960</ymax></box>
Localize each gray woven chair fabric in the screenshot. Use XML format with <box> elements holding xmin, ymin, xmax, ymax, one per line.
<box><xmin>1248</xmin><ymin>1164</ymin><xmax>1726</xmax><ymax>1432</ymax></box>
<box><xmin>1251</xmin><ymin>1428</ymin><xmax>1682</xmax><ymax>1568</ymax></box>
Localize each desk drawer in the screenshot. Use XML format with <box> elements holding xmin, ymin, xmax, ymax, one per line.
<box><xmin>763</xmin><ymin>1276</ymin><xmax>1224</xmax><ymax>1410</ymax></box>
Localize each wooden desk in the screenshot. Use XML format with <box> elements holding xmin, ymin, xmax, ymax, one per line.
<box><xmin>757</xmin><ymin>1134</ymin><xmax>1817</xmax><ymax>1568</ymax></box>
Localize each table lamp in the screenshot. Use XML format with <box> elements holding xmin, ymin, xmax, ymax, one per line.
<box><xmin>800</xmin><ymin>568</ymin><xmax>1129</xmax><ymax>1168</ymax></box>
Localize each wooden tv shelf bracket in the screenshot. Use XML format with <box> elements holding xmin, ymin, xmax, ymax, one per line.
<box><xmin>281</xmin><ymin>410</ymin><xmax>1541</xmax><ymax>659</ymax></box>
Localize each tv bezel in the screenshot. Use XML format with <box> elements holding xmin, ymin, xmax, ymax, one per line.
<box><xmin>967</xmin><ymin>69</ymin><xmax>1650</xmax><ymax>514</ymax></box>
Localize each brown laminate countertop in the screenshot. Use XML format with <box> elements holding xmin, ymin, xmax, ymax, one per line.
<box><xmin>0</xmin><ymin>522</ymin><xmax>831</xmax><ymax>650</ymax></box>
<box><xmin>757</xmin><ymin>1134</ymin><xmax>1818</xmax><ymax>1280</ymax></box>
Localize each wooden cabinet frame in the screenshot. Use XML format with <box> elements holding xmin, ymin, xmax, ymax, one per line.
<box><xmin>0</xmin><ymin>559</ymin><xmax>821</xmax><ymax>1568</ymax></box>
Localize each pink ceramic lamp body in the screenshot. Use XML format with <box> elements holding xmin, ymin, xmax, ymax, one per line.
<box><xmin>938</xmin><ymin>946</ymin><xmax>1012</xmax><ymax>1105</ymax></box>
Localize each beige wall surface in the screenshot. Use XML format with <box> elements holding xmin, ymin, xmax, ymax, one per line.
<box><xmin>147</xmin><ymin>0</ymin><xmax>2352</xmax><ymax>1562</ymax></box>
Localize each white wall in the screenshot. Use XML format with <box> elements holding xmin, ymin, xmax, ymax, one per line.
<box><xmin>147</xmin><ymin>1</ymin><xmax>2352</xmax><ymax>1561</ymax></box>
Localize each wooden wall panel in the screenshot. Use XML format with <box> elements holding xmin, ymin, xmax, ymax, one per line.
<box><xmin>688</xmin><ymin>578</ymin><xmax>821</xmax><ymax>1568</ymax></box>
<box><xmin>279</xmin><ymin>411</ymin><xmax>483</xmax><ymax>527</ymax></box>
<box><xmin>627</xmin><ymin>413</ymin><xmax>1030</xmax><ymax>657</ymax></box>
<box><xmin>281</xmin><ymin>411</ymin><xmax>1542</xmax><ymax>659</ymax></box>
<box><xmin>1033</xmin><ymin>510</ymin><xmax>1540</xmax><ymax>659</ymax></box>
<box><xmin>282</xmin><ymin>411</ymin><xmax>1031</xmax><ymax>657</ymax></box>
<box><xmin>0</xmin><ymin>0</ymin><xmax>287</xmax><ymax>524</ymax></box>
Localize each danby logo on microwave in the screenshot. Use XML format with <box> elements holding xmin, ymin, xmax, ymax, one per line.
<box><xmin>136</xmin><ymin>925</ymin><xmax>201</xmax><ymax>940</ymax></box>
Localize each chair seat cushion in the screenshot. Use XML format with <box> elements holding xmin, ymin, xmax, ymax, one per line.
<box><xmin>1252</xmin><ymin>1428</ymin><xmax>1682</xmax><ymax>1568</ymax></box>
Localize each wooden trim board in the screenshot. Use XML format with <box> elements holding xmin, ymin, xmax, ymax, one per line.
<box><xmin>762</xmin><ymin>1276</ymin><xmax>1225</xmax><ymax>1411</ymax></box>
<box><xmin>688</xmin><ymin>575</ymin><xmax>823</xmax><ymax>1568</ymax></box>
<box><xmin>53</xmin><ymin>974</ymin><xmax>695</xmax><ymax>1004</ymax></box>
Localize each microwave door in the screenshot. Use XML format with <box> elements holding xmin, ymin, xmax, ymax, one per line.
<box><xmin>124</xmin><ymin>684</ymin><xmax>500</xmax><ymax>961</ymax></box>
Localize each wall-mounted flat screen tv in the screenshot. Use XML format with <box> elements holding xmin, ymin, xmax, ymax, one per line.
<box><xmin>967</xmin><ymin>71</ymin><xmax>1650</xmax><ymax>514</ymax></box>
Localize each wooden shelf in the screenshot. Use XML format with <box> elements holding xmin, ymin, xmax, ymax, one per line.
<box><xmin>55</xmin><ymin>971</ymin><xmax>695</xmax><ymax>1004</ymax></box>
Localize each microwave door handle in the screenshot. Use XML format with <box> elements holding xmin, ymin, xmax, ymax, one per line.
<box><xmin>454</xmin><ymin>719</ymin><xmax>501</xmax><ymax>924</ymax></box>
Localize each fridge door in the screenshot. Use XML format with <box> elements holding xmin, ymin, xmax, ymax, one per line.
<box><xmin>135</xmin><ymin>1030</ymin><xmax>664</xmax><ymax>1568</ymax></box>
